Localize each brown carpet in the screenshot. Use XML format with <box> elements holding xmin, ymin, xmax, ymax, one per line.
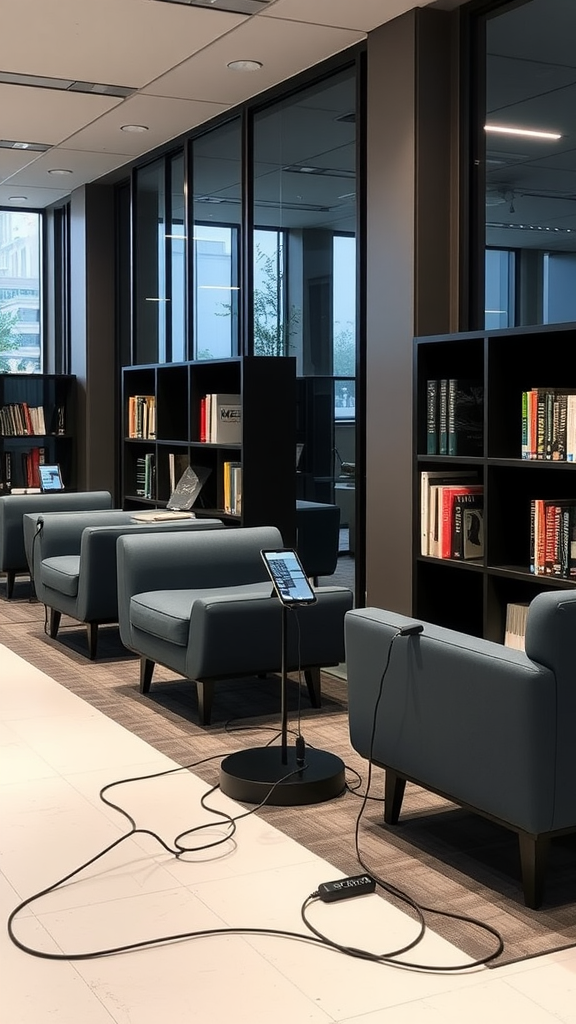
<box><xmin>2</xmin><ymin>578</ymin><xmax>575</xmax><ymax>968</ymax></box>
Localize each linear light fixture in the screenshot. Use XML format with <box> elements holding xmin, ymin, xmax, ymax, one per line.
<box><xmin>484</xmin><ymin>124</ymin><xmax>562</xmax><ymax>141</ymax></box>
<box><xmin>0</xmin><ymin>139</ymin><xmax>51</xmax><ymax>152</ymax></box>
<box><xmin>0</xmin><ymin>70</ymin><xmax>134</xmax><ymax>98</ymax></box>
<box><xmin>152</xmin><ymin>0</ymin><xmax>271</xmax><ymax>13</ymax></box>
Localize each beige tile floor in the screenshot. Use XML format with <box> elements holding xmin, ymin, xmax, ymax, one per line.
<box><xmin>1</xmin><ymin>642</ymin><xmax>575</xmax><ymax>1024</ymax></box>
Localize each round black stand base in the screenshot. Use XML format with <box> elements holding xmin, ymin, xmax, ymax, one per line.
<box><xmin>220</xmin><ymin>746</ymin><xmax>346</xmax><ymax>806</ymax></box>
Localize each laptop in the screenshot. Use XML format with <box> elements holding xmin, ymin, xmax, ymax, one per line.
<box><xmin>131</xmin><ymin>465</ymin><xmax>210</xmax><ymax>521</ymax></box>
<box><xmin>39</xmin><ymin>464</ymin><xmax>64</xmax><ymax>493</ymax></box>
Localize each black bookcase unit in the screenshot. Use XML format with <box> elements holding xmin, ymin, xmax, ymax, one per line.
<box><xmin>0</xmin><ymin>373</ymin><xmax>76</xmax><ymax>491</ymax></box>
<box><xmin>414</xmin><ymin>322</ymin><xmax>576</xmax><ymax>643</ymax></box>
<box><xmin>121</xmin><ymin>356</ymin><xmax>297</xmax><ymax>544</ymax></box>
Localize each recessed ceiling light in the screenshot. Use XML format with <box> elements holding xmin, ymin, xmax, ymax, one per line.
<box><xmin>8</xmin><ymin>196</ymin><xmax>27</xmax><ymax>202</ymax></box>
<box><xmin>484</xmin><ymin>125</ymin><xmax>562</xmax><ymax>140</ymax></box>
<box><xmin>227</xmin><ymin>59</ymin><xmax>263</xmax><ymax>72</ymax></box>
<box><xmin>48</xmin><ymin>168</ymin><xmax>73</xmax><ymax>175</ymax></box>
<box><xmin>121</xmin><ymin>124</ymin><xmax>149</xmax><ymax>133</ymax></box>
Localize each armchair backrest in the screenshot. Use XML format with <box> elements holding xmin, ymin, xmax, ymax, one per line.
<box><xmin>1</xmin><ymin>490</ymin><xmax>112</xmax><ymax>572</ymax></box>
<box><xmin>116</xmin><ymin>524</ymin><xmax>283</xmax><ymax>641</ymax></box>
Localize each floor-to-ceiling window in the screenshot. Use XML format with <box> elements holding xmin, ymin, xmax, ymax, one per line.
<box><xmin>252</xmin><ymin>67</ymin><xmax>358</xmax><ymax>566</ymax></box>
<box><xmin>192</xmin><ymin>118</ymin><xmax>241</xmax><ymax>360</ymax></box>
<box><xmin>478</xmin><ymin>0</ymin><xmax>576</xmax><ymax>328</ymax></box>
<box><xmin>0</xmin><ymin>208</ymin><xmax>42</xmax><ymax>372</ymax></box>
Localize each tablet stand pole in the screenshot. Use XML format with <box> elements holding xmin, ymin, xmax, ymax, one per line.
<box><xmin>219</xmin><ymin>598</ymin><xmax>345</xmax><ymax>806</ymax></box>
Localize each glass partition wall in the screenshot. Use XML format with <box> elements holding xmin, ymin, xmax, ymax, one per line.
<box><xmin>252</xmin><ymin>68</ymin><xmax>358</xmax><ymax>567</ymax></box>
<box><xmin>475</xmin><ymin>0</ymin><xmax>576</xmax><ymax>328</ymax></box>
<box><xmin>126</xmin><ymin>60</ymin><xmax>359</xmax><ymax>588</ymax></box>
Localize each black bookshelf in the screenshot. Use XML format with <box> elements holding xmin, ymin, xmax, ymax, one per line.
<box><xmin>414</xmin><ymin>322</ymin><xmax>576</xmax><ymax>642</ymax></box>
<box><xmin>121</xmin><ymin>356</ymin><xmax>297</xmax><ymax>544</ymax></box>
<box><xmin>0</xmin><ymin>373</ymin><xmax>76</xmax><ymax>492</ymax></box>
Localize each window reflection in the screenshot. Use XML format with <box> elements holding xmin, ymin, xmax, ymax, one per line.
<box><xmin>192</xmin><ymin>119</ymin><xmax>241</xmax><ymax>359</ymax></box>
<box><xmin>0</xmin><ymin>209</ymin><xmax>42</xmax><ymax>372</ymax></box>
<box><xmin>169</xmin><ymin>153</ymin><xmax>186</xmax><ymax>363</ymax></box>
<box><xmin>134</xmin><ymin>159</ymin><xmax>166</xmax><ymax>364</ymax></box>
<box><xmin>484</xmin><ymin>0</ymin><xmax>576</xmax><ymax>327</ymax></box>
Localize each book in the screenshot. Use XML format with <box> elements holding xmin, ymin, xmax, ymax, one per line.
<box><xmin>438</xmin><ymin>379</ymin><xmax>448</xmax><ymax>455</ymax></box>
<box><xmin>439</xmin><ymin>483</ymin><xmax>483</xmax><ymax>558</ymax></box>
<box><xmin>462</xmin><ymin>507</ymin><xmax>484</xmax><ymax>560</ymax></box>
<box><xmin>504</xmin><ymin>601</ymin><xmax>530</xmax><ymax>651</ymax></box>
<box><xmin>420</xmin><ymin>470</ymin><xmax>479</xmax><ymax>556</ymax></box>
<box><xmin>426</xmin><ymin>379</ymin><xmax>438</xmax><ymax>454</ymax></box>
<box><xmin>451</xmin><ymin>491</ymin><xmax>484</xmax><ymax>559</ymax></box>
<box><xmin>223</xmin><ymin>460</ymin><xmax>242</xmax><ymax>514</ymax></box>
<box><xmin>447</xmin><ymin>378</ymin><xmax>483</xmax><ymax>456</ymax></box>
<box><xmin>209</xmin><ymin>394</ymin><xmax>242</xmax><ymax>444</ymax></box>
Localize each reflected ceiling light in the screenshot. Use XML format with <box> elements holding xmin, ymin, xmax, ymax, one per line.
<box><xmin>484</xmin><ymin>125</ymin><xmax>561</xmax><ymax>140</ymax></box>
<box><xmin>121</xmin><ymin>124</ymin><xmax>149</xmax><ymax>133</ymax></box>
<box><xmin>48</xmin><ymin>168</ymin><xmax>73</xmax><ymax>175</ymax></box>
<box><xmin>199</xmin><ymin>285</ymin><xmax>240</xmax><ymax>290</ymax></box>
<box><xmin>227</xmin><ymin>59</ymin><xmax>263</xmax><ymax>72</ymax></box>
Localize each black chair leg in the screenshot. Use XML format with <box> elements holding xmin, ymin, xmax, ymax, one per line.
<box><xmin>196</xmin><ymin>681</ymin><xmax>215</xmax><ymax>726</ymax></box>
<box><xmin>49</xmin><ymin>608</ymin><xmax>62</xmax><ymax>640</ymax></box>
<box><xmin>140</xmin><ymin>657</ymin><xmax>155</xmax><ymax>694</ymax></box>
<box><xmin>384</xmin><ymin>770</ymin><xmax>406</xmax><ymax>825</ymax></box>
<box><xmin>86</xmin><ymin>622</ymin><xmax>98</xmax><ymax>660</ymax></box>
<box><xmin>304</xmin><ymin>667</ymin><xmax>321</xmax><ymax>708</ymax></box>
<box><xmin>518</xmin><ymin>832</ymin><xmax>550</xmax><ymax>909</ymax></box>
<box><xmin>5</xmin><ymin>570</ymin><xmax>16</xmax><ymax>599</ymax></box>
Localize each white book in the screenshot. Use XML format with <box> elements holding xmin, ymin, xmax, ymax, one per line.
<box><xmin>210</xmin><ymin>393</ymin><xmax>242</xmax><ymax>444</ymax></box>
<box><xmin>566</xmin><ymin>394</ymin><xmax>576</xmax><ymax>462</ymax></box>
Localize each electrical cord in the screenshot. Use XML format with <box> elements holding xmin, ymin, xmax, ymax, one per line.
<box><xmin>328</xmin><ymin>626</ymin><xmax>505</xmax><ymax>970</ymax></box>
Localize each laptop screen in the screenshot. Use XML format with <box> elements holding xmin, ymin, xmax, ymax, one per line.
<box><xmin>39</xmin><ymin>464</ymin><xmax>64</xmax><ymax>492</ymax></box>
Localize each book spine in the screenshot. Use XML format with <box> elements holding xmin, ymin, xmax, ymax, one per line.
<box><xmin>438</xmin><ymin>379</ymin><xmax>448</xmax><ymax>455</ymax></box>
<box><xmin>447</xmin><ymin>378</ymin><xmax>457</xmax><ymax>456</ymax></box>
<box><xmin>426</xmin><ymin>380</ymin><xmax>438</xmax><ymax>454</ymax></box>
<box><xmin>521</xmin><ymin>391</ymin><xmax>529</xmax><ymax>459</ymax></box>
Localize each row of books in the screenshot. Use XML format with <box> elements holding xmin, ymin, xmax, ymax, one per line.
<box><xmin>521</xmin><ymin>388</ymin><xmax>576</xmax><ymax>461</ymax></box>
<box><xmin>223</xmin><ymin>460</ymin><xmax>242</xmax><ymax>515</ymax></box>
<box><xmin>420</xmin><ymin>470</ymin><xmax>484</xmax><ymax>560</ymax></box>
<box><xmin>135</xmin><ymin>454</ymin><xmax>155</xmax><ymax>499</ymax></box>
<box><xmin>426</xmin><ymin>378</ymin><xmax>483</xmax><ymax>456</ymax></box>
<box><xmin>504</xmin><ymin>601</ymin><xmax>530</xmax><ymax>651</ymax></box>
<box><xmin>127</xmin><ymin>395</ymin><xmax>156</xmax><ymax>439</ymax></box>
<box><xmin>0</xmin><ymin>447</ymin><xmax>46</xmax><ymax>490</ymax></box>
<box><xmin>200</xmin><ymin>394</ymin><xmax>242</xmax><ymax>445</ymax></box>
<box><xmin>530</xmin><ymin>499</ymin><xmax>576</xmax><ymax>578</ymax></box>
<box><xmin>0</xmin><ymin>402</ymin><xmax>47</xmax><ymax>436</ymax></box>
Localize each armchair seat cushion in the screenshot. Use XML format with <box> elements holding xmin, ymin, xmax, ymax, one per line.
<box><xmin>131</xmin><ymin>582</ymin><xmax>270</xmax><ymax>647</ymax></box>
<box><xmin>40</xmin><ymin>555</ymin><xmax>81</xmax><ymax>597</ymax></box>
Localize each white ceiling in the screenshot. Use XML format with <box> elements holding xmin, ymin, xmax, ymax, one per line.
<box><xmin>0</xmin><ymin>0</ymin><xmax>442</xmax><ymax>209</ymax></box>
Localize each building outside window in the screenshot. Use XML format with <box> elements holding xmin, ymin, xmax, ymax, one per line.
<box><xmin>0</xmin><ymin>210</ymin><xmax>42</xmax><ymax>372</ymax></box>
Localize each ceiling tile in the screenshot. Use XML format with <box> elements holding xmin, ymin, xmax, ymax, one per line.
<box><xmin>261</xmin><ymin>0</ymin><xmax>432</xmax><ymax>32</ymax></box>
<box><xmin>60</xmin><ymin>95</ymin><xmax>230</xmax><ymax>157</ymax></box>
<box><xmin>0</xmin><ymin>0</ymin><xmax>246</xmax><ymax>88</ymax></box>
<box><xmin>0</xmin><ymin>84</ymin><xmax>121</xmax><ymax>146</ymax></box>
<box><xmin>143</xmin><ymin>16</ymin><xmax>364</xmax><ymax>103</ymax></box>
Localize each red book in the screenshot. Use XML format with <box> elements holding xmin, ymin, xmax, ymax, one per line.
<box><xmin>440</xmin><ymin>484</ymin><xmax>483</xmax><ymax>559</ymax></box>
<box><xmin>199</xmin><ymin>397</ymin><xmax>207</xmax><ymax>443</ymax></box>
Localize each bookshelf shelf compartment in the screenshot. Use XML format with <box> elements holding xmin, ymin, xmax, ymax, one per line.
<box><xmin>0</xmin><ymin>373</ymin><xmax>76</xmax><ymax>492</ymax></box>
<box><xmin>415</xmin><ymin>321</ymin><xmax>576</xmax><ymax>641</ymax></box>
<box><xmin>122</xmin><ymin>356</ymin><xmax>296</xmax><ymax>542</ymax></box>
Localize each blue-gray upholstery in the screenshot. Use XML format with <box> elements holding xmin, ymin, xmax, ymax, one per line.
<box><xmin>296</xmin><ymin>499</ymin><xmax>341</xmax><ymax>580</ymax></box>
<box><xmin>117</xmin><ymin>524</ymin><xmax>354</xmax><ymax>726</ymax></box>
<box><xmin>0</xmin><ymin>490</ymin><xmax>113</xmax><ymax>598</ymax></box>
<box><xmin>345</xmin><ymin>593</ymin><xmax>576</xmax><ymax>908</ymax></box>
<box><xmin>28</xmin><ymin>509</ymin><xmax>224</xmax><ymax>659</ymax></box>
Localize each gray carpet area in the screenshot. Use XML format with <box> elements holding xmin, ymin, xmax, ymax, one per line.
<box><xmin>2</xmin><ymin>578</ymin><xmax>575</xmax><ymax>968</ymax></box>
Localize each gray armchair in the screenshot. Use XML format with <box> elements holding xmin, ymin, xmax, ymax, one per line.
<box><xmin>28</xmin><ymin>510</ymin><xmax>224</xmax><ymax>659</ymax></box>
<box><xmin>345</xmin><ymin>592</ymin><xmax>576</xmax><ymax>908</ymax></box>
<box><xmin>117</xmin><ymin>524</ymin><xmax>354</xmax><ymax>725</ymax></box>
<box><xmin>0</xmin><ymin>490</ymin><xmax>112</xmax><ymax>598</ymax></box>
